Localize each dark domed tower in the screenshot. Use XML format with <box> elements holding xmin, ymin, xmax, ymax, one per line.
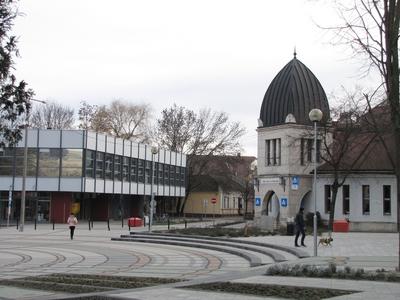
<box><xmin>255</xmin><ymin>54</ymin><xmax>330</xmax><ymax>229</ymax></box>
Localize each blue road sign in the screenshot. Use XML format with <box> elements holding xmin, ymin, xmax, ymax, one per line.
<box><xmin>280</xmin><ymin>197</ymin><xmax>288</xmax><ymax>207</ymax></box>
<box><xmin>255</xmin><ymin>197</ymin><xmax>261</xmax><ymax>206</ymax></box>
<box><xmin>291</xmin><ymin>176</ymin><xmax>299</xmax><ymax>190</ymax></box>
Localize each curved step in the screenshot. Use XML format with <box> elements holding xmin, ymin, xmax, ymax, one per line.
<box><xmin>111</xmin><ymin>236</ymin><xmax>264</xmax><ymax>267</ymax></box>
<box><xmin>128</xmin><ymin>232</ymin><xmax>309</xmax><ymax>258</ymax></box>
<box><xmin>119</xmin><ymin>234</ymin><xmax>287</xmax><ymax>262</ymax></box>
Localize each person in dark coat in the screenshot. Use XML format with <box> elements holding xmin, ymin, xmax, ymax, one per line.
<box><xmin>294</xmin><ymin>207</ymin><xmax>306</xmax><ymax>247</ymax></box>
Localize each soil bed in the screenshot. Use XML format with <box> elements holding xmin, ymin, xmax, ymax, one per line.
<box><xmin>181</xmin><ymin>282</ymin><xmax>359</xmax><ymax>300</ymax></box>
<box><xmin>0</xmin><ymin>274</ymin><xmax>181</xmax><ymax>294</ymax></box>
<box><xmin>165</xmin><ymin>226</ymin><xmax>274</xmax><ymax>237</ymax></box>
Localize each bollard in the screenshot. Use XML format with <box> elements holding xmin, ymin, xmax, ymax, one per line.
<box><xmin>34</xmin><ymin>218</ymin><xmax>37</xmax><ymax>230</ymax></box>
<box><xmin>184</xmin><ymin>219</ymin><xmax>187</xmax><ymax>229</ymax></box>
<box><xmin>16</xmin><ymin>218</ymin><xmax>19</xmax><ymax>230</ymax></box>
<box><xmin>107</xmin><ymin>219</ymin><xmax>110</xmax><ymax>231</ymax></box>
<box><xmin>91</xmin><ymin>220</ymin><xmax>94</xmax><ymax>228</ymax></box>
<box><xmin>52</xmin><ymin>220</ymin><xmax>55</xmax><ymax>230</ymax></box>
<box><xmin>121</xmin><ymin>217</ymin><xmax>124</xmax><ymax>228</ymax></box>
<box><xmin>88</xmin><ymin>219</ymin><xmax>91</xmax><ymax>231</ymax></box>
<box><xmin>168</xmin><ymin>218</ymin><xmax>170</xmax><ymax>230</ymax></box>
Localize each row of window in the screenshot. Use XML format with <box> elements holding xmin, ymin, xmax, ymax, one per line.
<box><xmin>264</xmin><ymin>138</ymin><xmax>321</xmax><ymax>166</ymax></box>
<box><xmin>324</xmin><ymin>184</ymin><xmax>391</xmax><ymax>215</ymax></box>
<box><xmin>0</xmin><ymin>148</ymin><xmax>82</xmax><ymax>177</ymax></box>
<box><xmin>222</xmin><ymin>196</ymin><xmax>243</xmax><ymax>209</ymax></box>
<box><xmin>84</xmin><ymin>150</ymin><xmax>185</xmax><ymax>186</ymax></box>
<box><xmin>265</xmin><ymin>138</ymin><xmax>281</xmax><ymax>166</ymax></box>
<box><xmin>0</xmin><ymin>148</ymin><xmax>186</xmax><ymax>187</ymax></box>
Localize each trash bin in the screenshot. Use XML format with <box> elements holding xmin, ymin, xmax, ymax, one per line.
<box><xmin>333</xmin><ymin>219</ymin><xmax>349</xmax><ymax>232</ymax></box>
<box><xmin>286</xmin><ymin>222</ymin><xmax>295</xmax><ymax>235</ymax></box>
<box><xmin>128</xmin><ymin>217</ymin><xmax>143</xmax><ymax>227</ymax></box>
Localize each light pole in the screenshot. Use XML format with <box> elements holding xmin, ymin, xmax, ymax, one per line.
<box><xmin>149</xmin><ymin>146</ymin><xmax>158</xmax><ymax>232</ymax></box>
<box><xmin>19</xmin><ymin>98</ymin><xmax>46</xmax><ymax>232</ymax></box>
<box><xmin>309</xmin><ymin>108</ymin><xmax>323</xmax><ymax>257</ymax></box>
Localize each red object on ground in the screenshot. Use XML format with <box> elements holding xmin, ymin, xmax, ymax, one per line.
<box><xmin>333</xmin><ymin>219</ymin><xmax>349</xmax><ymax>232</ymax></box>
<box><xmin>128</xmin><ymin>217</ymin><xmax>143</xmax><ymax>227</ymax></box>
<box><xmin>211</xmin><ymin>197</ymin><xmax>217</xmax><ymax>204</ymax></box>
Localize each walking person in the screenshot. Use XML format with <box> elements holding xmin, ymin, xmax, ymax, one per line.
<box><xmin>294</xmin><ymin>207</ymin><xmax>306</xmax><ymax>247</ymax></box>
<box><xmin>67</xmin><ymin>213</ymin><xmax>78</xmax><ymax>240</ymax></box>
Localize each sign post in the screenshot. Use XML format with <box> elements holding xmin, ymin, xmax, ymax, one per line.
<box><xmin>211</xmin><ymin>197</ymin><xmax>217</xmax><ymax>226</ymax></box>
<box><xmin>7</xmin><ymin>185</ymin><xmax>12</xmax><ymax>227</ymax></box>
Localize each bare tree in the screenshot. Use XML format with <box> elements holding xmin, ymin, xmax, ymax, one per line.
<box><xmin>322</xmin><ymin>0</ymin><xmax>400</xmax><ymax>269</ymax></box>
<box><xmin>86</xmin><ymin>105</ymin><xmax>111</xmax><ymax>133</ymax></box>
<box><xmin>318</xmin><ymin>91</ymin><xmax>380</xmax><ymax>231</ymax></box>
<box><xmin>0</xmin><ymin>0</ymin><xmax>34</xmax><ymax>146</ymax></box>
<box><xmin>106</xmin><ymin>100</ymin><xmax>152</xmax><ymax>143</ymax></box>
<box><xmin>155</xmin><ymin>104</ymin><xmax>246</xmax><ymax>214</ymax></box>
<box><xmin>80</xmin><ymin>99</ymin><xmax>152</xmax><ymax>143</ymax></box>
<box><xmin>78</xmin><ymin>100</ymin><xmax>98</xmax><ymax>130</ymax></box>
<box><xmin>30</xmin><ymin>101</ymin><xmax>75</xmax><ymax>129</ymax></box>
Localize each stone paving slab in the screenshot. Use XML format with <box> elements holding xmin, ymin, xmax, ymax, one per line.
<box><xmin>110</xmin><ymin>287</ymin><xmax>273</xmax><ymax>300</ymax></box>
<box><xmin>0</xmin><ymin>221</ymin><xmax>399</xmax><ymax>300</ymax></box>
<box><xmin>0</xmin><ymin>285</ymin><xmax>65</xmax><ymax>300</ymax></box>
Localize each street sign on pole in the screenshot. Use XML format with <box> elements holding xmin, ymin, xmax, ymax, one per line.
<box><xmin>211</xmin><ymin>197</ymin><xmax>217</xmax><ymax>226</ymax></box>
<box><xmin>7</xmin><ymin>185</ymin><xmax>12</xmax><ymax>227</ymax></box>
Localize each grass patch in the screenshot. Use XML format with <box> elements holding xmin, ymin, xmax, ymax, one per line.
<box><xmin>266</xmin><ymin>264</ymin><xmax>400</xmax><ymax>282</ymax></box>
<box><xmin>165</xmin><ymin>226</ymin><xmax>275</xmax><ymax>237</ymax></box>
<box><xmin>0</xmin><ymin>274</ymin><xmax>181</xmax><ymax>294</ymax></box>
<box><xmin>181</xmin><ymin>282</ymin><xmax>358</xmax><ymax>299</ymax></box>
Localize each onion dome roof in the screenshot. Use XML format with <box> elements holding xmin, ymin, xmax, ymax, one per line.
<box><xmin>259</xmin><ymin>55</ymin><xmax>330</xmax><ymax>127</ymax></box>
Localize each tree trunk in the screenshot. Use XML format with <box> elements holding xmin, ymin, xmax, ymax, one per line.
<box><xmin>328</xmin><ymin>181</ymin><xmax>340</xmax><ymax>232</ymax></box>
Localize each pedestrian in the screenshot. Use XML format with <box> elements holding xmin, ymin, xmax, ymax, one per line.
<box><xmin>294</xmin><ymin>207</ymin><xmax>306</xmax><ymax>247</ymax></box>
<box><xmin>67</xmin><ymin>213</ymin><xmax>78</xmax><ymax>240</ymax></box>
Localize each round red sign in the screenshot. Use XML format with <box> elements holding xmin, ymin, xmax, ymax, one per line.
<box><xmin>211</xmin><ymin>197</ymin><xmax>217</xmax><ymax>204</ymax></box>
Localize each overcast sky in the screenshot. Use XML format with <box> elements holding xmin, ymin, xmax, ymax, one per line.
<box><xmin>13</xmin><ymin>0</ymin><xmax>378</xmax><ymax>156</ymax></box>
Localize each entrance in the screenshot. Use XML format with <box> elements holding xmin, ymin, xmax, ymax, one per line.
<box><xmin>261</xmin><ymin>191</ymin><xmax>280</xmax><ymax>230</ymax></box>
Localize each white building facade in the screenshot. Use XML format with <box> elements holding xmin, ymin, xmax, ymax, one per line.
<box><xmin>254</xmin><ymin>55</ymin><xmax>397</xmax><ymax>232</ymax></box>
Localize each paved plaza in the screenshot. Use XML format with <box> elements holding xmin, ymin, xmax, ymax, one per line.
<box><xmin>0</xmin><ymin>220</ymin><xmax>399</xmax><ymax>299</ymax></box>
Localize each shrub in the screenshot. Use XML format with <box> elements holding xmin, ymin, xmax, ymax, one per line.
<box><xmin>305</xmin><ymin>211</ymin><xmax>322</xmax><ymax>227</ymax></box>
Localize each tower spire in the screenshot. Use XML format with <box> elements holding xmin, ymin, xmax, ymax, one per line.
<box><xmin>293</xmin><ymin>47</ymin><xmax>297</xmax><ymax>59</ymax></box>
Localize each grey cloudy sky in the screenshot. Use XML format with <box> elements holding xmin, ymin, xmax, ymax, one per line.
<box><xmin>13</xmin><ymin>0</ymin><xmax>377</xmax><ymax>156</ymax></box>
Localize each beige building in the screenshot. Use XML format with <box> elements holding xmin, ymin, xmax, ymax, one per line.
<box><xmin>255</xmin><ymin>54</ymin><xmax>330</xmax><ymax>229</ymax></box>
<box><xmin>184</xmin><ymin>155</ymin><xmax>256</xmax><ymax>217</ymax></box>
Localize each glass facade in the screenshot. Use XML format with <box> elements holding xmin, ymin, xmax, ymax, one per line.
<box><xmin>114</xmin><ymin>155</ymin><xmax>122</xmax><ymax>181</ymax></box>
<box><xmin>105</xmin><ymin>153</ymin><xmax>113</xmax><ymax>180</ymax></box>
<box><xmin>38</xmin><ymin>148</ymin><xmax>61</xmax><ymax>177</ymax></box>
<box><xmin>85</xmin><ymin>150</ymin><xmax>95</xmax><ymax>178</ymax></box>
<box><xmin>130</xmin><ymin>158</ymin><xmax>137</xmax><ymax>182</ymax></box>
<box><xmin>0</xmin><ymin>148</ymin><xmax>14</xmax><ymax>176</ymax></box>
<box><xmin>138</xmin><ymin>159</ymin><xmax>144</xmax><ymax>183</ymax></box>
<box><xmin>122</xmin><ymin>157</ymin><xmax>129</xmax><ymax>181</ymax></box>
<box><xmin>96</xmin><ymin>152</ymin><xmax>104</xmax><ymax>179</ymax></box>
<box><xmin>0</xmin><ymin>146</ymin><xmax>186</xmax><ymax>187</ymax></box>
<box><xmin>145</xmin><ymin>161</ymin><xmax>151</xmax><ymax>184</ymax></box>
<box><xmin>61</xmin><ymin>149</ymin><xmax>83</xmax><ymax>177</ymax></box>
<box><xmin>15</xmin><ymin>148</ymin><xmax>37</xmax><ymax>176</ymax></box>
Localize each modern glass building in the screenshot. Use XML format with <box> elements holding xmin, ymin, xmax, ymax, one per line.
<box><xmin>0</xmin><ymin>129</ymin><xmax>186</xmax><ymax>223</ymax></box>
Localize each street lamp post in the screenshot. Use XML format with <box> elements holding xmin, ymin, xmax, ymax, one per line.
<box><xmin>149</xmin><ymin>146</ymin><xmax>158</xmax><ymax>232</ymax></box>
<box><xmin>309</xmin><ymin>108</ymin><xmax>323</xmax><ymax>257</ymax></box>
<box><xmin>19</xmin><ymin>99</ymin><xmax>46</xmax><ymax>232</ymax></box>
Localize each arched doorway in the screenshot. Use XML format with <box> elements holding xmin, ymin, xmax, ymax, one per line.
<box><xmin>260</xmin><ymin>190</ymin><xmax>280</xmax><ymax>230</ymax></box>
<box><xmin>300</xmin><ymin>191</ymin><xmax>312</xmax><ymax>214</ymax></box>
